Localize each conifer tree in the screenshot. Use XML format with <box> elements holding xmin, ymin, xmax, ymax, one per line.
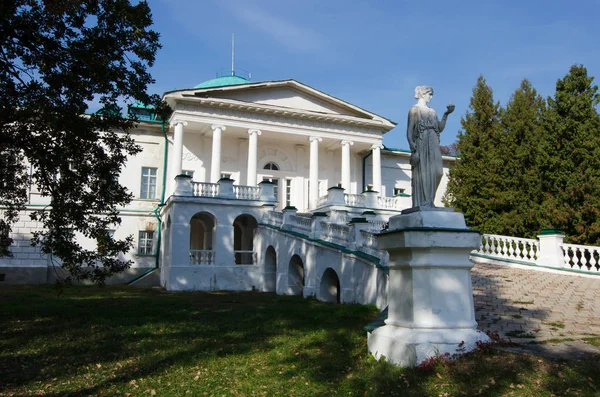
<box><xmin>444</xmin><ymin>76</ymin><xmax>504</xmax><ymax>231</ymax></box>
<box><xmin>539</xmin><ymin>65</ymin><xmax>600</xmax><ymax>244</ymax></box>
<box><xmin>495</xmin><ymin>79</ymin><xmax>546</xmax><ymax>237</ymax></box>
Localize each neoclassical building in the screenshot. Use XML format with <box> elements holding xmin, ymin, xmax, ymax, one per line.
<box><xmin>1</xmin><ymin>73</ymin><xmax>456</xmax><ymax>305</ymax></box>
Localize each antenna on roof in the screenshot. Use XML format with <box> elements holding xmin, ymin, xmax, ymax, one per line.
<box><xmin>231</xmin><ymin>33</ymin><xmax>235</xmax><ymax>76</ymax></box>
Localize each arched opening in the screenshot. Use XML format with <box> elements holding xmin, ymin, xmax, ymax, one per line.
<box><xmin>190</xmin><ymin>212</ymin><xmax>216</xmax><ymax>265</ymax></box>
<box><xmin>264</xmin><ymin>245</ymin><xmax>277</xmax><ymax>292</ymax></box>
<box><xmin>319</xmin><ymin>268</ymin><xmax>341</xmax><ymax>303</ymax></box>
<box><xmin>288</xmin><ymin>254</ymin><xmax>305</xmax><ymax>295</ymax></box>
<box><xmin>233</xmin><ymin>214</ymin><xmax>258</xmax><ymax>265</ymax></box>
<box><xmin>264</xmin><ymin>162</ymin><xmax>279</xmax><ymax>171</ymax></box>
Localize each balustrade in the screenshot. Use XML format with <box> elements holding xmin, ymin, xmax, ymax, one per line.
<box><xmin>321</xmin><ymin>222</ymin><xmax>350</xmax><ymax>245</ymax></box>
<box><xmin>263</xmin><ymin>211</ymin><xmax>284</xmax><ymax>227</ymax></box>
<box><xmin>192</xmin><ymin>182</ymin><xmax>219</xmax><ymax>197</ymax></box>
<box><xmin>189</xmin><ymin>250</ymin><xmax>215</xmax><ymax>265</ymax></box>
<box><xmin>344</xmin><ymin>194</ymin><xmax>365</xmax><ymax>207</ymax></box>
<box><xmin>562</xmin><ymin>244</ymin><xmax>600</xmax><ymax>273</ymax></box>
<box><xmin>477</xmin><ymin>234</ymin><xmax>539</xmax><ymax>263</ymax></box>
<box><xmin>317</xmin><ymin>194</ymin><xmax>329</xmax><ymax>207</ymax></box>
<box><xmin>368</xmin><ymin>220</ymin><xmax>388</xmax><ymax>232</ymax></box>
<box><xmin>290</xmin><ymin>215</ymin><xmax>312</xmax><ymax>232</ymax></box>
<box><xmin>234</xmin><ymin>185</ymin><xmax>261</xmax><ymax>200</ymax></box>
<box><xmin>377</xmin><ymin>196</ymin><xmax>398</xmax><ymax>209</ymax></box>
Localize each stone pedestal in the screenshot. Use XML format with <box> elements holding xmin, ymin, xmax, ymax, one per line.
<box><xmin>368</xmin><ymin>209</ymin><xmax>489</xmax><ymax>367</ymax></box>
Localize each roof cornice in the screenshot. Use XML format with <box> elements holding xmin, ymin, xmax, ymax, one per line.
<box><xmin>163</xmin><ymin>79</ymin><xmax>397</xmax><ymax>130</ymax></box>
<box><xmin>174</xmin><ymin>95</ymin><xmax>395</xmax><ymax>131</ymax></box>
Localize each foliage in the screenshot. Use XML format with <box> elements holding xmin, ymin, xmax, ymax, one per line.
<box><xmin>440</xmin><ymin>142</ymin><xmax>460</xmax><ymax>156</ymax></box>
<box><xmin>1</xmin><ymin>286</ymin><xmax>599</xmax><ymax>396</ymax></box>
<box><xmin>0</xmin><ymin>0</ymin><xmax>170</xmax><ymax>283</ymax></box>
<box><xmin>446</xmin><ymin>66</ymin><xmax>600</xmax><ymax>244</ymax></box>
<box><xmin>491</xmin><ymin>79</ymin><xmax>546</xmax><ymax>238</ymax></box>
<box><xmin>443</xmin><ymin>76</ymin><xmax>505</xmax><ymax>232</ymax></box>
<box><xmin>538</xmin><ymin>65</ymin><xmax>600</xmax><ymax>244</ymax></box>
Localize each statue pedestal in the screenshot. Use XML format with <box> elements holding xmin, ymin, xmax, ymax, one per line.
<box><xmin>368</xmin><ymin>209</ymin><xmax>489</xmax><ymax>367</ymax></box>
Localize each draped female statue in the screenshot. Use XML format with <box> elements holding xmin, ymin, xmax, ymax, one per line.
<box><xmin>406</xmin><ymin>86</ymin><xmax>454</xmax><ymax>208</ymax></box>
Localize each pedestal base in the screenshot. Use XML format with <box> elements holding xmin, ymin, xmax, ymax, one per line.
<box><xmin>372</xmin><ymin>209</ymin><xmax>487</xmax><ymax>367</ymax></box>
<box><xmin>368</xmin><ymin>325</ymin><xmax>490</xmax><ymax>367</ymax></box>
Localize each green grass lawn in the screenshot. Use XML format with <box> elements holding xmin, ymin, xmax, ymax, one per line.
<box><xmin>0</xmin><ymin>286</ymin><xmax>599</xmax><ymax>397</ymax></box>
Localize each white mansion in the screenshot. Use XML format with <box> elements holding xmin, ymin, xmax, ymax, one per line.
<box><xmin>1</xmin><ymin>73</ymin><xmax>456</xmax><ymax>305</ymax></box>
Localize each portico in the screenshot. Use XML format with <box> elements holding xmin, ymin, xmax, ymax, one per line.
<box><xmin>164</xmin><ymin>79</ymin><xmax>395</xmax><ymax>210</ymax></box>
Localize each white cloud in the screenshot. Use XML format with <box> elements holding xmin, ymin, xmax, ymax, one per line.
<box><xmin>224</xmin><ymin>2</ymin><xmax>326</xmax><ymax>53</ymax></box>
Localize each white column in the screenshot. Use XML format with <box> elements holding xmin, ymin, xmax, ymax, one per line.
<box><xmin>210</xmin><ymin>125</ymin><xmax>226</xmax><ymax>183</ymax></box>
<box><xmin>247</xmin><ymin>129</ymin><xmax>261</xmax><ymax>186</ymax></box>
<box><xmin>372</xmin><ymin>144</ymin><xmax>383</xmax><ymax>194</ymax></box>
<box><xmin>171</xmin><ymin>121</ymin><xmax>187</xmax><ymax>180</ymax></box>
<box><xmin>309</xmin><ymin>136</ymin><xmax>322</xmax><ymax>208</ymax></box>
<box><xmin>341</xmin><ymin>140</ymin><xmax>353</xmax><ymax>191</ymax></box>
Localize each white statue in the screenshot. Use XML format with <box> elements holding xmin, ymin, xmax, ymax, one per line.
<box><xmin>406</xmin><ymin>86</ymin><xmax>454</xmax><ymax>208</ymax></box>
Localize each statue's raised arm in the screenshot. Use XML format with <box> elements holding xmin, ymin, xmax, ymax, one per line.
<box><xmin>407</xmin><ymin>86</ymin><xmax>453</xmax><ymax>208</ymax></box>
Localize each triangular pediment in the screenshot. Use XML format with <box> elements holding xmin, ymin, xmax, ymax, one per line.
<box><xmin>165</xmin><ymin>80</ymin><xmax>396</xmax><ymax>128</ymax></box>
<box><xmin>207</xmin><ymin>86</ymin><xmax>364</xmax><ymax>117</ymax></box>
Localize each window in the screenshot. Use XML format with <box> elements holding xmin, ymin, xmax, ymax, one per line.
<box><xmin>286</xmin><ymin>179</ymin><xmax>292</xmax><ymax>207</ymax></box>
<box><xmin>138</xmin><ymin>231</ymin><xmax>154</xmax><ymax>255</ymax></box>
<box><xmin>394</xmin><ymin>188</ymin><xmax>406</xmax><ymax>196</ymax></box>
<box><xmin>264</xmin><ymin>162</ymin><xmax>279</xmax><ymax>171</ymax></box>
<box><xmin>140</xmin><ymin>167</ymin><xmax>157</xmax><ymax>199</ymax></box>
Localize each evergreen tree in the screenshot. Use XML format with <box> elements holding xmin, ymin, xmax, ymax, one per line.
<box><xmin>444</xmin><ymin>76</ymin><xmax>504</xmax><ymax>231</ymax></box>
<box><xmin>539</xmin><ymin>65</ymin><xmax>600</xmax><ymax>244</ymax></box>
<box><xmin>495</xmin><ymin>79</ymin><xmax>546</xmax><ymax>237</ymax></box>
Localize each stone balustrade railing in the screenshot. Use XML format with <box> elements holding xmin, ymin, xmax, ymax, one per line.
<box><xmin>377</xmin><ymin>196</ymin><xmax>398</xmax><ymax>210</ymax></box>
<box><xmin>321</xmin><ymin>222</ymin><xmax>350</xmax><ymax>246</ymax></box>
<box><xmin>290</xmin><ymin>215</ymin><xmax>312</xmax><ymax>232</ymax></box>
<box><xmin>192</xmin><ymin>182</ymin><xmax>219</xmax><ymax>197</ymax></box>
<box><xmin>368</xmin><ymin>220</ymin><xmax>388</xmax><ymax>232</ymax></box>
<box><xmin>477</xmin><ymin>234</ymin><xmax>539</xmax><ymax>264</ymax></box>
<box><xmin>473</xmin><ymin>231</ymin><xmax>600</xmax><ymax>275</ymax></box>
<box><xmin>233</xmin><ymin>185</ymin><xmax>261</xmax><ymax>200</ymax></box>
<box><xmin>562</xmin><ymin>243</ymin><xmax>600</xmax><ymax>273</ymax></box>
<box><xmin>345</xmin><ymin>194</ymin><xmax>365</xmax><ymax>207</ymax></box>
<box><xmin>315</xmin><ymin>185</ymin><xmax>406</xmax><ymax>211</ymax></box>
<box><xmin>177</xmin><ymin>175</ymin><xmax>276</xmax><ymax>202</ymax></box>
<box><xmin>189</xmin><ymin>250</ymin><xmax>215</xmax><ymax>265</ymax></box>
<box><xmin>263</xmin><ymin>211</ymin><xmax>283</xmax><ymax>227</ymax></box>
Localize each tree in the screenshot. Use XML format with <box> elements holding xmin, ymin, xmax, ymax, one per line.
<box><xmin>444</xmin><ymin>76</ymin><xmax>504</xmax><ymax>232</ymax></box>
<box><xmin>440</xmin><ymin>143</ymin><xmax>459</xmax><ymax>156</ymax></box>
<box><xmin>0</xmin><ymin>0</ymin><xmax>170</xmax><ymax>283</ymax></box>
<box><xmin>494</xmin><ymin>79</ymin><xmax>546</xmax><ymax>237</ymax></box>
<box><xmin>538</xmin><ymin>65</ymin><xmax>600</xmax><ymax>244</ymax></box>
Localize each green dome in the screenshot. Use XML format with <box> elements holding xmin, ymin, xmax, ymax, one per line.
<box><xmin>194</xmin><ymin>75</ymin><xmax>251</xmax><ymax>89</ymax></box>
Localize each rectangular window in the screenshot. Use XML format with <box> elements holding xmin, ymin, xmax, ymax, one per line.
<box><xmin>138</xmin><ymin>231</ymin><xmax>154</xmax><ymax>255</ymax></box>
<box><xmin>286</xmin><ymin>179</ymin><xmax>292</xmax><ymax>207</ymax></box>
<box><xmin>394</xmin><ymin>188</ymin><xmax>405</xmax><ymax>196</ymax></box>
<box><xmin>140</xmin><ymin>167</ymin><xmax>157</xmax><ymax>199</ymax></box>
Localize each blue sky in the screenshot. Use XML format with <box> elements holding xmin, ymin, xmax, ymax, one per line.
<box><xmin>143</xmin><ymin>0</ymin><xmax>600</xmax><ymax>149</ymax></box>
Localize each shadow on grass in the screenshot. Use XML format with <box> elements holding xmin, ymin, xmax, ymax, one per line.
<box><xmin>0</xmin><ymin>284</ymin><xmax>598</xmax><ymax>397</ymax></box>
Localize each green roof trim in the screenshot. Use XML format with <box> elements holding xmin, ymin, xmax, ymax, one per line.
<box><xmin>194</xmin><ymin>75</ymin><xmax>251</xmax><ymax>89</ymax></box>
<box><xmin>129</xmin><ymin>101</ymin><xmax>156</xmax><ymax>110</ymax></box>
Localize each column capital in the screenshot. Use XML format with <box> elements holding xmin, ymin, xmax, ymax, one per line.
<box><xmin>341</xmin><ymin>140</ymin><xmax>354</xmax><ymax>147</ymax></box>
<box><xmin>170</xmin><ymin>120</ymin><xmax>188</xmax><ymax>128</ymax></box>
<box><xmin>309</xmin><ymin>136</ymin><xmax>323</xmax><ymax>143</ymax></box>
<box><xmin>211</xmin><ymin>124</ymin><xmax>226</xmax><ymax>131</ymax></box>
<box><xmin>248</xmin><ymin>129</ymin><xmax>262</xmax><ymax>136</ymax></box>
<box><xmin>371</xmin><ymin>144</ymin><xmax>384</xmax><ymax>150</ymax></box>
